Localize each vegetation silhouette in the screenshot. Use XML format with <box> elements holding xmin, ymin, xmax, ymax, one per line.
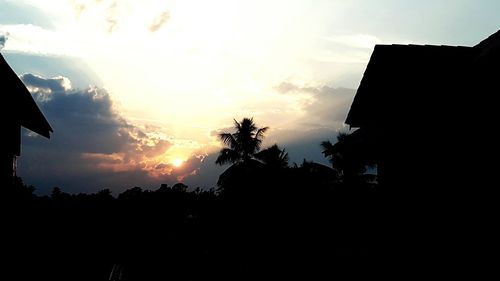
<box><xmin>215</xmin><ymin>117</ymin><xmax>269</xmax><ymax>165</ymax></box>
<box><xmin>321</xmin><ymin>130</ymin><xmax>377</xmax><ymax>187</ymax></box>
<box><xmin>2</xmin><ymin>118</ymin><xmax>376</xmax><ymax>280</ymax></box>
<box><xmin>255</xmin><ymin>144</ymin><xmax>289</xmax><ymax>169</ymax></box>
<box><xmin>211</xmin><ymin>117</ymin><xmax>378</xmax><ymax>278</ymax></box>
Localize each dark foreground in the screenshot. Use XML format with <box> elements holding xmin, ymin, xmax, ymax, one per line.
<box><xmin>1</xmin><ymin>173</ymin><xmax>485</xmax><ymax>280</ymax></box>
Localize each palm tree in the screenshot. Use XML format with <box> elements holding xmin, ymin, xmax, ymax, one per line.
<box><xmin>255</xmin><ymin>144</ymin><xmax>289</xmax><ymax>168</ymax></box>
<box><xmin>321</xmin><ymin>132</ymin><xmax>366</xmax><ymax>178</ymax></box>
<box><xmin>321</xmin><ymin>132</ymin><xmax>345</xmax><ymax>170</ymax></box>
<box><xmin>215</xmin><ymin>118</ymin><xmax>269</xmax><ymax>165</ymax></box>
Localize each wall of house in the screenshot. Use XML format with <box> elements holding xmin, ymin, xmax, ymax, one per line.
<box><xmin>0</xmin><ymin>152</ymin><xmax>14</xmax><ymax>188</ymax></box>
<box><xmin>1</xmin><ymin>124</ymin><xmax>19</xmax><ymax>187</ymax></box>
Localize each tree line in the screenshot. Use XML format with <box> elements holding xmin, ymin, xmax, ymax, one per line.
<box><xmin>2</xmin><ymin>117</ymin><xmax>380</xmax><ymax>280</ymax></box>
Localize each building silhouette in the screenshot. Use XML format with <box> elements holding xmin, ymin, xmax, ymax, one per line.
<box><xmin>1</xmin><ymin>53</ymin><xmax>52</xmax><ymax>187</ymax></box>
<box><xmin>344</xmin><ymin>30</ymin><xmax>500</xmax><ymax>258</ymax></box>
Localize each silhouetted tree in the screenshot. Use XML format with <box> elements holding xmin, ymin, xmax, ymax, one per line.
<box><xmin>96</xmin><ymin>188</ymin><xmax>114</xmax><ymax>200</ymax></box>
<box><xmin>321</xmin><ymin>132</ymin><xmax>348</xmax><ymax>174</ymax></box>
<box><xmin>118</xmin><ymin>186</ymin><xmax>144</xmax><ymax>201</ymax></box>
<box><xmin>2</xmin><ymin>176</ymin><xmax>36</xmax><ymax>200</ymax></box>
<box><xmin>51</xmin><ymin>186</ymin><xmax>71</xmax><ymax>200</ymax></box>
<box><xmin>51</xmin><ymin>187</ymin><xmax>62</xmax><ymax>199</ymax></box>
<box><xmin>172</xmin><ymin>182</ymin><xmax>188</xmax><ymax>192</ymax></box>
<box><xmin>321</xmin><ymin>132</ymin><xmax>366</xmax><ymax>177</ymax></box>
<box><xmin>215</xmin><ymin>117</ymin><xmax>268</xmax><ymax>165</ymax></box>
<box><xmin>321</xmin><ymin>131</ymin><xmax>374</xmax><ymax>182</ymax></box>
<box><xmin>255</xmin><ymin>144</ymin><xmax>289</xmax><ymax>168</ymax></box>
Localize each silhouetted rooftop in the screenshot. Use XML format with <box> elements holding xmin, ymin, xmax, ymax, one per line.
<box><xmin>473</xmin><ymin>30</ymin><xmax>500</xmax><ymax>64</ymax></box>
<box><xmin>474</xmin><ymin>30</ymin><xmax>500</xmax><ymax>50</ymax></box>
<box><xmin>346</xmin><ymin>30</ymin><xmax>500</xmax><ymax>128</ymax></box>
<box><xmin>345</xmin><ymin>43</ymin><xmax>479</xmax><ymax>128</ymax></box>
<box><xmin>1</xmin><ymin>53</ymin><xmax>52</xmax><ymax>138</ymax></box>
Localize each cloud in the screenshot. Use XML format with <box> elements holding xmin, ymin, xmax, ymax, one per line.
<box><xmin>268</xmin><ymin>82</ymin><xmax>357</xmax><ymax>164</ymax></box>
<box><xmin>72</xmin><ymin>0</ymin><xmax>171</xmax><ymax>34</ymax></box>
<box><xmin>105</xmin><ymin>1</ymin><xmax>119</xmax><ymax>33</ymax></box>
<box><xmin>17</xmin><ymin>76</ymin><xmax>356</xmax><ymax>194</ymax></box>
<box><xmin>72</xmin><ymin>0</ymin><xmax>119</xmax><ymax>33</ymax></box>
<box><xmin>274</xmin><ymin>82</ymin><xmax>355</xmax><ymax>128</ymax></box>
<box><xmin>17</xmin><ymin>74</ymin><xmax>207</xmax><ymax>194</ymax></box>
<box><xmin>5</xmin><ymin>53</ymin><xmax>102</xmax><ymax>89</ymax></box>
<box><xmin>181</xmin><ymin>153</ymin><xmax>225</xmax><ymax>189</ymax></box>
<box><xmin>275</xmin><ymin>82</ymin><xmax>321</xmax><ymax>95</ymax></box>
<box><xmin>301</xmin><ymin>86</ymin><xmax>355</xmax><ymax>128</ymax></box>
<box><xmin>21</xmin><ymin>74</ymin><xmax>72</xmax><ymax>95</ymax></box>
<box><xmin>149</xmin><ymin>11</ymin><xmax>170</xmax><ymax>32</ymax></box>
<box><xmin>202</xmin><ymin>82</ymin><xmax>357</xmax><ymax>170</ymax></box>
<box><xmin>0</xmin><ymin>24</ymin><xmax>74</xmax><ymax>56</ymax></box>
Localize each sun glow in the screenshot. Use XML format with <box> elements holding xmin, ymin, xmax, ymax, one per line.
<box><xmin>172</xmin><ymin>158</ymin><xmax>184</xmax><ymax>168</ymax></box>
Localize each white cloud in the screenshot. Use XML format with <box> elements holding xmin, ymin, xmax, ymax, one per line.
<box><xmin>149</xmin><ymin>10</ymin><xmax>170</xmax><ymax>32</ymax></box>
<box><xmin>274</xmin><ymin>82</ymin><xmax>355</xmax><ymax>130</ymax></box>
<box><xmin>0</xmin><ymin>24</ymin><xmax>78</xmax><ymax>56</ymax></box>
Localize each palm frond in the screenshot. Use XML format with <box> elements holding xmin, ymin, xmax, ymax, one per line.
<box><xmin>255</xmin><ymin>127</ymin><xmax>269</xmax><ymax>139</ymax></box>
<box><xmin>280</xmin><ymin>149</ymin><xmax>290</xmax><ymax>167</ymax></box>
<box><xmin>336</xmin><ymin>132</ymin><xmax>349</xmax><ymax>142</ymax></box>
<box><xmin>255</xmin><ymin>144</ymin><xmax>289</xmax><ymax>168</ymax></box>
<box><xmin>215</xmin><ymin>148</ymin><xmax>240</xmax><ymax>165</ymax></box>
<box><xmin>233</xmin><ymin>119</ymin><xmax>242</xmax><ymax>132</ymax></box>
<box><xmin>216</xmin><ymin>117</ymin><xmax>269</xmax><ymax>165</ymax></box>
<box><xmin>320</xmin><ymin>140</ymin><xmax>335</xmax><ymax>157</ymax></box>
<box><xmin>219</xmin><ymin>133</ymin><xmax>237</xmax><ymax>148</ymax></box>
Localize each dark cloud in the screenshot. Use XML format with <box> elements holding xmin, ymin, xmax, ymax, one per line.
<box><xmin>17</xmin><ymin>74</ymin><xmax>183</xmax><ymax>194</ymax></box>
<box><xmin>21</xmin><ymin>76</ymin><xmax>125</xmax><ymax>154</ymax></box>
<box><xmin>149</xmin><ymin>11</ymin><xmax>171</xmax><ymax>32</ymax></box>
<box><xmin>21</xmin><ymin>74</ymin><xmax>71</xmax><ymax>94</ymax></box>
<box><xmin>182</xmin><ymin>153</ymin><xmax>225</xmax><ymax>189</ymax></box>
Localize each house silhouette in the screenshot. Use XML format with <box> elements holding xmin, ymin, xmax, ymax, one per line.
<box><xmin>344</xmin><ymin>30</ymin><xmax>500</xmax><ymax>259</ymax></box>
<box><xmin>1</xmin><ymin>53</ymin><xmax>52</xmax><ymax>187</ymax></box>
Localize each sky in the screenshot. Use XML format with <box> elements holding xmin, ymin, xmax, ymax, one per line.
<box><xmin>1</xmin><ymin>0</ymin><xmax>499</xmax><ymax>194</ymax></box>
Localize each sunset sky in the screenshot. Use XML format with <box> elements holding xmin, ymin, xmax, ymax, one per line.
<box><xmin>1</xmin><ymin>0</ymin><xmax>499</xmax><ymax>194</ymax></box>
